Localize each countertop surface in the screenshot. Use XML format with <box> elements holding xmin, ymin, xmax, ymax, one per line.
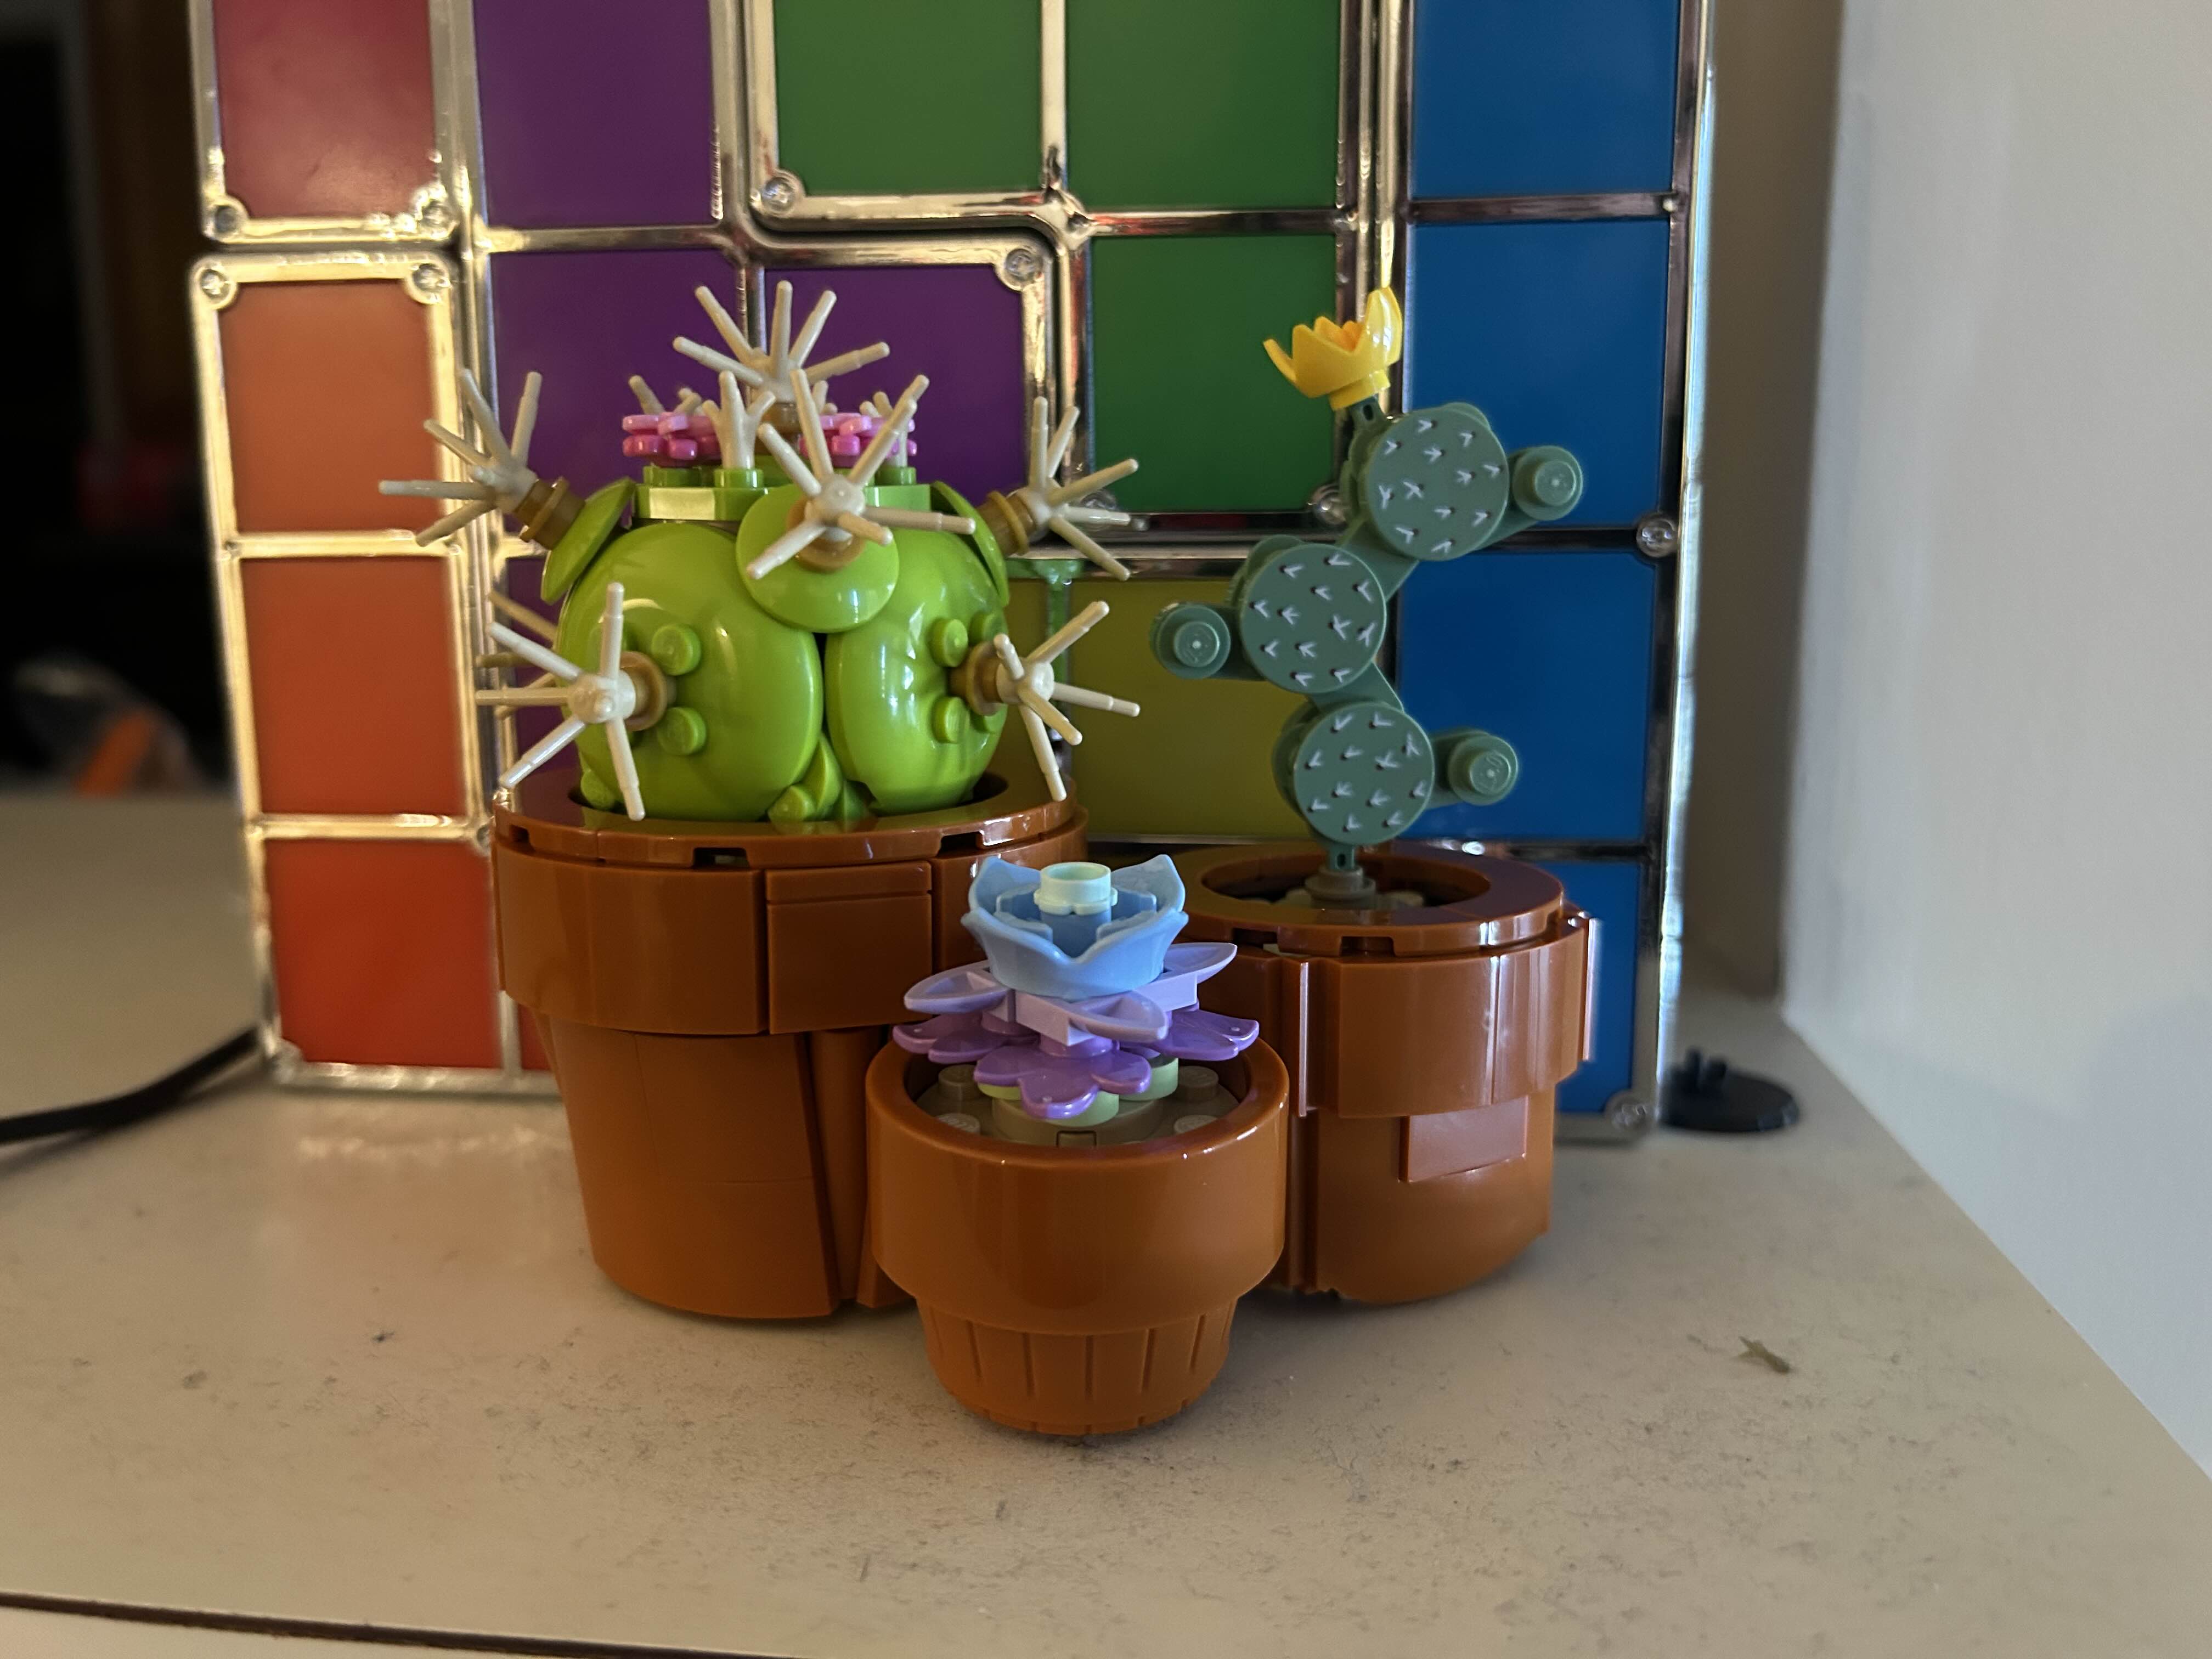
<box><xmin>2</xmin><ymin>796</ymin><xmax>2208</xmax><ymax>1658</ymax></box>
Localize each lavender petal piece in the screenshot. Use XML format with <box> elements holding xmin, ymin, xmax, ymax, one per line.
<box><xmin>902</xmin><ymin>963</ymin><xmax>1008</xmax><ymax>1015</ymax></box>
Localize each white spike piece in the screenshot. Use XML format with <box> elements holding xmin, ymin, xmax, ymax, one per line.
<box><xmin>676</xmin><ymin>281</ymin><xmax>886</xmax><ymax>430</ymax></box>
<box><xmin>742</xmin><ymin>370</ymin><xmax>942</xmax><ymax>582</ymax></box>
<box><xmin>380</xmin><ymin>369</ymin><xmax>548</xmax><ymax>546</ymax></box>
<box><xmin>488</xmin><ymin>582</ymin><xmax>648</xmax><ymax>820</ymax></box>
<box><xmin>1007</xmin><ymin>396</ymin><xmax>1139</xmax><ymax>580</ymax></box>
<box><xmin>711</xmin><ymin>369</ymin><xmax>777</xmax><ymax>471</ymax></box>
<box><xmin>977</xmin><ymin>602</ymin><xmax>1141</xmax><ymax>803</ymax></box>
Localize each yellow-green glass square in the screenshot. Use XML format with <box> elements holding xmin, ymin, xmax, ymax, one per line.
<box><xmin>773</xmin><ymin>0</ymin><xmax>1039</xmax><ymax>195</ymax></box>
<box><xmin>1089</xmin><ymin>235</ymin><xmax>1339</xmax><ymax>511</ymax></box>
<box><xmin>1066</xmin><ymin>0</ymin><xmax>1339</xmax><ymax>209</ymax></box>
<box><xmin>1009</xmin><ymin>579</ymin><xmax>1306</xmax><ymax>839</ymax></box>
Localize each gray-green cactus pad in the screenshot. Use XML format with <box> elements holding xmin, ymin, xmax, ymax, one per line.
<box><xmin>1282</xmin><ymin>699</ymin><xmax>1435</xmax><ymax>846</ymax></box>
<box><xmin>1235</xmin><ymin>544</ymin><xmax>1389</xmax><ymax>697</ymax></box>
<box><xmin>1360</xmin><ymin>404</ymin><xmax>1513</xmax><ymax>561</ymax></box>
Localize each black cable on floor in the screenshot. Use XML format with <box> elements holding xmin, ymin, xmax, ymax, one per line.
<box><xmin>0</xmin><ymin>1028</ymin><xmax>259</xmax><ymax>1146</ymax></box>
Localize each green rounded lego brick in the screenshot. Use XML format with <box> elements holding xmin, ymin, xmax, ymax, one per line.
<box><xmin>554</xmin><ymin>520</ymin><xmax>821</xmax><ymax>820</ymax></box>
<box><xmin>1512</xmin><ymin>445</ymin><xmax>1585</xmax><ymax>521</ymax></box>
<box><xmin>825</xmin><ymin>526</ymin><xmax>1006</xmax><ymax>816</ymax></box>
<box><xmin>934</xmin><ymin>482</ymin><xmax>1008</xmax><ymax>605</ymax></box>
<box><xmin>1281</xmin><ymin>699</ymin><xmax>1435</xmax><ymax>847</ymax></box>
<box><xmin>539</xmin><ymin>478</ymin><xmax>636</xmax><ymax>603</ymax></box>
<box><xmin>1234</xmin><ymin>543</ymin><xmax>1388</xmax><ymax>697</ymax></box>
<box><xmin>1361</xmin><ymin>404</ymin><xmax>1514</xmax><ymax>561</ymax></box>
<box><xmin>1152</xmin><ymin>602</ymin><xmax>1235</xmax><ymax>679</ymax></box>
<box><xmin>1436</xmin><ymin>726</ymin><xmax>1521</xmax><ymax>806</ymax></box>
<box><xmin>733</xmin><ymin>484</ymin><xmax>899</xmax><ymax>634</ymax></box>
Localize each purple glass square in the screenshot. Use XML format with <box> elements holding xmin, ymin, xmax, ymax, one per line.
<box><xmin>474</xmin><ymin>0</ymin><xmax>714</xmax><ymax>228</ymax></box>
<box><xmin>769</xmin><ymin>265</ymin><xmax>1025</xmax><ymax>505</ymax></box>
<box><xmin>490</xmin><ymin>249</ymin><xmax>739</xmax><ymax>500</ymax></box>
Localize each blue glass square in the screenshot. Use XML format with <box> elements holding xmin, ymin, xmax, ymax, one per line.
<box><xmin>1412</xmin><ymin>0</ymin><xmax>1679</xmax><ymax>198</ymax></box>
<box><xmin>1398</xmin><ymin>549</ymin><xmax>1655</xmax><ymax>842</ymax></box>
<box><xmin>1406</xmin><ymin>219</ymin><xmax>1671</xmax><ymax>526</ymax></box>
<box><xmin>1537</xmin><ymin>860</ymin><xmax>1641</xmax><ymax>1115</ymax></box>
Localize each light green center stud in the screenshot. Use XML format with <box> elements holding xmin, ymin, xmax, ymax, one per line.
<box><xmin>656</xmin><ymin>705</ymin><xmax>707</xmax><ymax>755</ymax></box>
<box><xmin>930</xmin><ymin>696</ymin><xmax>969</xmax><ymax>744</ymax></box>
<box><xmin>927</xmin><ymin>616</ymin><xmax>969</xmax><ymax>668</ymax></box>
<box><xmin>651</xmin><ymin>623</ymin><xmax>702</xmax><ymax>676</ymax></box>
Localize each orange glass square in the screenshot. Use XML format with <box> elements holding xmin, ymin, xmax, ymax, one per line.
<box><xmin>263</xmin><ymin>839</ymin><xmax>499</xmax><ymax>1069</ymax></box>
<box><xmin>220</xmin><ymin>281</ymin><xmax>443</xmax><ymax>534</ymax></box>
<box><xmin>240</xmin><ymin>558</ymin><xmax>464</xmax><ymax>817</ymax></box>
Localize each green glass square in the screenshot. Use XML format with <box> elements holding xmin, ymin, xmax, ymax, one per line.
<box><xmin>1067</xmin><ymin>0</ymin><xmax>1339</xmax><ymax>210</ymax></box>
<box><xmin>774</xmin><ymin>0</ymin><xmax>1039</xmax><ymax>195</ymax></box>
<box><xmin>1089</xmin><ymin>235</ymin><xmax>1338</xmax><ymax>511</ymax></box>
<box><xmin>1007</xmin><ymin>579</ymin><xmax>1306</xmax><ymax>839</ymax></box>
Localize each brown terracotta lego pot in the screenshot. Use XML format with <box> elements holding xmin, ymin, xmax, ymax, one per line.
<box><xmin>492</xmin><ymin>764</ymin><xmax>1086</xmax><ymax>1320</ymax></box>
<box><xmin>1175</xmin><ymin>843</ymin><xmax>1593</xmax><ymax>1305</ymax></box>
<box><xmin>868</xmin><ymin>1042</ymin><xmax>1289</xmax><ymax>1435</ymax></box>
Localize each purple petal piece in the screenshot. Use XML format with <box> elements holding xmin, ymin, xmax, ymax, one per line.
<box><xmin>1041</xmin><ymin>1030</ymin><xmax>1114</xmax><ymax>1059</ymax></box>
<box><xmin>1013</xmin><ymin>1057</ymin><xmax>1101</xmax><ymax>1124</ymax></box>
<box><xmin>1090</xmin><ymin>1045</ymin><xmax>1155</xmax><ymax>1097</ymax></box>
<box><xmin>973</xmin><ymin>1041</ymin><xmax>1042</xmax><ymax>1089</ymax></box>
<box><xmin>1156</xmin><ymin>1007</ymin><xmax>1260</xmax><ymax>1062</ymax></box>
<box><xmin>891</xmin><ymin>1010</ymin><xmax>1008</xmax><ymax>1063</ymax></box>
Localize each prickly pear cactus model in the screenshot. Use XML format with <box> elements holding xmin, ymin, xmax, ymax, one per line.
<box><xmin>382</xmin><ymin>281</ymin><xmax>1141</xmax><ymax>822</ymax></box>
<box><xmin>1149</xmin><ymin>289</ymin><xmax>1584</xmax><ymax>892</ymax></box>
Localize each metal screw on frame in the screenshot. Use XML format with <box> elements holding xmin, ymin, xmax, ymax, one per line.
<box><xmin>208</xmin><ymin>202</ymin><xmax>242</xmax><ymax>236</ymax></box>
<box><xmin>1308</xmin><ymin>483</ymin><xmax>1348</xmax><ymax>529</ymax></box>
<box><xmin>759</xmin><ymin>173</ymin><xmax>800</xmax><ymax>212</ymax></box>
<box><xmin>409</xmin><ymin>263</ymin><xmax>449</xmax><ymax>297</ymax></box>
<box><xmin>196</xmin><ymin>267</ymin><xmax>233</xmax><ymax>304</ymax></box>
<box><xmin>1001</xmin><ymin>245</ymin><xmax>1046</xmax><ymax>287</ymax></box>
<box><xmin>1635</xmin><ymin>514</ymin><xmax>1680</xmax><ymax>558</ymax></box>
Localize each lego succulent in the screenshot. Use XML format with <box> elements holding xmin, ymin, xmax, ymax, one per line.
<box><xmin>381</xmin><ymin>280</ymin><xmax>1142</xmax><ymax>823</ymax></box>
<box><xmin>893</xmin><ymin>858</ymin><xmax>1257</xmax><ymax>1131</ymax></box>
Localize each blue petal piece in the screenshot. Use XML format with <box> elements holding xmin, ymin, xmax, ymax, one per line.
<box><xmin>962</xmin><ymin>854</ymin><xmax>1192</xmax><ymax>999</ymax></box>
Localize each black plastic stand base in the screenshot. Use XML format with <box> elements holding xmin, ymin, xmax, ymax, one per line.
<box><xmin>1662</xmin><ymin>1048</ymin><xmax>1799</xmax><ymax>1133</ymax></box>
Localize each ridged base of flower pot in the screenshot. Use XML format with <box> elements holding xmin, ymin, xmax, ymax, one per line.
<box><xmin>870</xmin><ymin>1044</ymin><xmax>1289</xmax><ymax>1435</ymax></box>
<box><xmin>495</xmin><ymin>765</ymin><xmax>1085</xmax><ymax>1319</ymax></box>
<box><xmin>1177</xmin><ymin>844</ymin><xmax>1593</xmax><ymax>1306</ymax></box>
<box><xmin>916</xmin><ymin>1302</ymin><xmax>1240</xmax><ymax>1435</ymax></box>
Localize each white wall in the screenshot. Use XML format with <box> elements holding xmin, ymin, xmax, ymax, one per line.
<box><xmin>1684</xmin><ymin>0</ymin><xmax>1841</xmax><ymax>991</ymax></box>
<box><xmin>1786</xmin><ymin>1</ymin><xmax>2212</xmax><ymax>1469</ymax></box>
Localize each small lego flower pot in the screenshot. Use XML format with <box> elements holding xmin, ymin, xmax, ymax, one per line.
<box><xmin>1175</xmin><ymin>843</ymin><xmax>1594</xmax><ymax>1305</ymax></box>
<box><xmin>492</xmin><ymin>764</ymin><xmax>1086</xmax><ymax>1320</ymax></box>
<box><xmin>867</xmin><ymin>1041</ymin><xmax>1289</xmax><ymax>1435</ymax></box>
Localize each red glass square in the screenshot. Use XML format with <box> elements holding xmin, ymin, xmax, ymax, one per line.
<box><xmin>263</xmin><ymin>839</ymin><xmax>500</xmax><ymax>1069</ymax></box>
<box><xmin>212</xmin><ymin>0</ymin><xmax>437</xmax><ymax>221</ymax></box>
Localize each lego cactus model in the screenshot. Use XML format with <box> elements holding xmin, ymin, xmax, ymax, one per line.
<box><xmin>1150</xmin><ymin>288</ymin><xmax>1584</xmax><ymax>898</ymax></box>
<box><xmin>382</xmin><ymin>279</ymin><xmax>1141</xmax><ymax>825</ymax></box>
<box><xmin>1149</xmin><ymin>289</ymin><xmax>1599</xmax><ymax>1305</ymax></box>
<box><xmin>379</xmin><ymin>280</ymin><xmax>1146</xmax><ymax>1320</ymax></box>
<box><xmin>869</xmin><ymin>857</ymin><xmax>1289</xmax><ymax>1434</ymax></box>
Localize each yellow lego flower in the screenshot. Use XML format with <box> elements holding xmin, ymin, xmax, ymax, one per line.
<box><xmin>1262</xmin><ymin>287</ymin><xmax>1404</xmax><ymax>409</ymax></box>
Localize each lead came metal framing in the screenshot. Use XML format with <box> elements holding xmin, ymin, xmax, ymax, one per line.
<box><xmin>188</xmin><ymin>0</ymin><xmax>1711</xmax><ymax>1135</ymax></box>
